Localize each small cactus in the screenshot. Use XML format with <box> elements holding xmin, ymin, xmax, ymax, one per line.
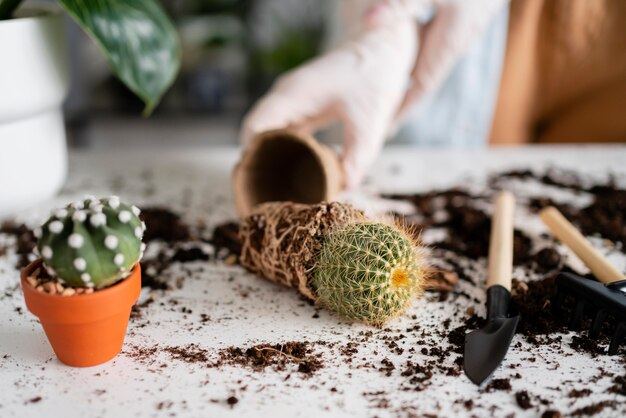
<box><xmin>35</xmin><ymin>196</ymin><xmax>145</xmax><ymax>289</ymax></box>
<box><xmin>312</xmin><ymin>222</ymin><xmax>424</xmax><ymax>325</ymax></box>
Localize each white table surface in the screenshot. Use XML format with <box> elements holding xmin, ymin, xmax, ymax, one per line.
<box><xmin>1</xmin><ymin>145</ymin><xmax>625</xmax><ymax>418</ymax></box>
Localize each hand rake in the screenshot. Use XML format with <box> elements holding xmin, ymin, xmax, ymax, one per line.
<box><xmin>540</xmin><ymin>207</ymin><xmax>626</xmax><ymax>355</ymax></box>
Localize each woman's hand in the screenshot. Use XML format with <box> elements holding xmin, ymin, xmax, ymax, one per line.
<box><xmin>241</xmin><ymin>0</ymin><xmax>507</xmax><ymax>189</ymax></box>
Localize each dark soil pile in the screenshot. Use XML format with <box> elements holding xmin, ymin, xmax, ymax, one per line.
<box><xmin>515</xmin><ymin>390</ymin><xmax>533</xmax><ymax>409</ymax></box>
<box><xmin>0</xmin><ymin>221</ymin><xmax>36</xmax><ymax>269</ymax></box>
<box><xmin>384</xmin><ymin>170</ymin><xmax>625</xmax><ymax>359</ymax></box>
<box><xmin>218</xmin><ymin>341</ymin><xmax>323</xmax><ymax>375</ymax></box>
<box><xmin>2</xmin><ymin>168</ymin><xmax>625</xmax><ymax>417</ymax></box>
<box><xmin>211</xmin><ymin>222</ymin><xmax>241</xmax><ymax>256</ymax></box>
<box><xmin>140</xmin><ymin>207</ymin><xmax>192</xmax><ymax>243</ymax></box>
<box><xmin>125</xmin><ymin>341</ymin><xmax>324</xmax><ymax>377</ymax></box>
<box><xmin>384</xmin><ymin>189</ymin><xmax>533</xmax><ymax>265</ymax></box>
<box><xmin>0</xmin><ymin>208</ymin><xmax>208</xmax><ymax>291</ymax></box>
<box><xmin>510</xmin><ymin>276</ymin><xmax>564</xmax><ymax>337</ymax></box>
<box><xmin>163</xmin><ymin>344</ymin><xmax>211</xmax><ymax>364</ymax></box>
<box><xmin>495</xmin><ymin>170</ymin><xmax>626</xmax><ymax>248</ymax></box>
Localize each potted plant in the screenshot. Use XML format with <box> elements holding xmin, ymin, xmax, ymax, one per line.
<box><xmin>239</xmin><ymin>201</ymin><xmax>426</xmax><ymax>325</ymax></box>
<box><xmin>0</xmin><ymin>1</ymin><xmax>180</xmax><ymax>218</ymax></box>
<box><xmin>20</xmin><ymin>196</ymin><xmax>146</xmax><ymax>367</ymax></box>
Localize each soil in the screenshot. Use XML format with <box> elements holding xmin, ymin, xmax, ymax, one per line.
<box><xmin>485</xmin><ymin>378</ymin><xmax>512</xmax><ymax>392</ymax></box>
<box><xmin>570</xmin><ymin>400</ymin><xmax>619</xmax><ymax>416</ymax></box>
<box><xmin>140</xmin><ymin>207</ymin><xmax>192</xmax><ymax>243</ymax></box>
<box><xmin>385</xmin><ymin>171</ymin><xmax>626</xmax><ymax>358</ymax></box>
<box><xmin>495</xmin><ymin>170</ymin><xmax>626</xmax><ymax>248</ymax></box>
<box><xmin>385</xmin><ymin>189</ymin><xmax>534</xmax><ymax>265</ymax></box>
<box><xmin>163</xmin><ymin>344</ymin><xmax>210</xmax><ymax>364</ymax></box>
<box><xmin>125</xmin><ymin>340</ymin><xmax>324</xmax><ymax>377</ymax></box>
<box><xmin>609</xmin><ymin>375</ymin><xmax>626</xmax><ymax>396</ymax></box>
<box><xmin>541</xmin><ymin>410</ymin><xmax>564</xmax><ymax>418</ymax></box>
<box><xmin>0</xmin><ymin>221</ymin><xmax>36</xmax><ymax>269</ymax></box>
<box><xmin>515</xmin><ymin>391</ymin><xmax>532</xmax><ymax>409</ymax></box>
<box><xmin>211</xmin><ymin>222</ymin><xmax>241</xmax><ymax>257</ymax></box>
<box><xmin>218</xmin><ymin>341</ymin><xmax>323</xmax><ymax>376</ymax></box>
<box><xmin>3</xmin><ymin>169</ymin><xmax>626</xmax><ymax>416</ymax></box>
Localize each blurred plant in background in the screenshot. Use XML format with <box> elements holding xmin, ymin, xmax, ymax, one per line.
<box><xmin>0</xmin><ymin>0</ymin><xmax>181</xmax><ymax>115</ymax></box>
<box><xmin>77</xmin><ymin>0</ymin><xmax>325</xmax><ymax>117</ymax></box>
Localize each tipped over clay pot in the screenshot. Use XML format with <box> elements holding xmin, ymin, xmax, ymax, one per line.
<box><xmin>233</xmin><ymin>130</ymin><xmax>343</xmax><ymax>217</ymax></box>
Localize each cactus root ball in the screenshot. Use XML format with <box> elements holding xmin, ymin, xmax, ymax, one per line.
<box><xmin>312</xmin><ymin>222</ymin><xmax>425</xmax><ymax>325</ymax></box>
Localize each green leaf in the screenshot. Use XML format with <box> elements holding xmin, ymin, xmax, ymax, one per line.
<box><xmin>0</xmin><ymin>0</ymin><xmax>24</xmax><ymax>20</ymax></box>
<box><xmin>59</xmin><ymin>0</ymin><xmax>181</xmax><ymax>115</ymax></box>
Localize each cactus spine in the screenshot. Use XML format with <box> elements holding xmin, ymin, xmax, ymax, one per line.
<box><xmin>35</xmin><ymin>196</ymin><xmax>145</xmax><ymax>289</ymax></box>
<box><xmin>312</xmin><ymin>222</ymin><xmax>424</xmax><ymax>325</ymax></box>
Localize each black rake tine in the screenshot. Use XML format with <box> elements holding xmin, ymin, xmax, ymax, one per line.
<box><xmin>608</xmin><ymin>322</ymin><xmax>626</xmax><ymax>356</ymax></box>
<box><xmin>569</xmin><ymin>298</ymin><xmax>586</xmax><ymax>330</ymax></box>
<box><xmin>589</xmin><ymin>309</ymin><xmax>607</xmax><ymax>339</ymax></box>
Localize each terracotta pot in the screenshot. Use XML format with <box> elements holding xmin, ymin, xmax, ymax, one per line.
<box><xmin>21</xmin><ymin>259</ymin><xmax>141</xmax><ymax>367</ymax></box>
<box><xmin>233</xmin><ymin>129</ymin><xmax>343</xmax><ymax>217</ymax></box>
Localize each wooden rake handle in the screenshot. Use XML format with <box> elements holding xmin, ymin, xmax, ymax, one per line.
<box><xmin>487</xmin><ymin>191</ymin><xmax>516</xmax><ymax>291</ymax></box>
<box><xmin>539</xmin><ymin>206</ymin><xmax>625</xmax><ymax>284</ymax></box>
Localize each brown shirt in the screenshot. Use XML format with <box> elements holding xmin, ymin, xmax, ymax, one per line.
<box><xmin>490</xmin><ymin>0</ymin><xmax>626</xmax><ymax>144</ymax></box>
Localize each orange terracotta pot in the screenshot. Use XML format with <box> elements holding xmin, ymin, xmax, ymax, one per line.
<box><xmin>21</xmin><ymin>259</ymin><xmax>141</xmax><ymax>367</ymax></box>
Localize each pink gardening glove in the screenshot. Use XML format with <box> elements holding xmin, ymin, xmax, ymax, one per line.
<box><xmin>240</xmin><ymin>14</ymin><xmax>417</xmax><ymax>189</ymax></box>
<box><xmin>365</xmin><ymin>0</ymin><xmax>509</xmax><ymax>126</ymax></box>
<box><xmin>241</xmin><ymin>0</ymin><xmax>507</xmax><ymax>189</ymax></box>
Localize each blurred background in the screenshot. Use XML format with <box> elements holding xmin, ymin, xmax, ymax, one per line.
<box><xmin>47</xmin><ymin>0</ymin><xmax>626</xmax><ymax>149</ymax></box>
<box><xmin>63</xmin><ymin>0</ymin><xmax>326</xmax><ymax>149</ymax></box>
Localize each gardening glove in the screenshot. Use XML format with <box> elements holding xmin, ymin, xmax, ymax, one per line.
<box><xmin>363</xmin><ymin>0</ymin><xmax>508</xmax><ymax>127</ymax></box>
<box><xmin>240</xmin><ymin>12</ymin><xmax>418</xmax><ymax>189</ymax></box>
<box><xmin>241</xmin><ymin>0</ymin><xmax>507</xmax><ymax>189</ymax></box>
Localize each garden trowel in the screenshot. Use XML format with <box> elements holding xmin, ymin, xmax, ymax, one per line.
<box><xmin>464</xmin><ymin>191</ymin><xmax>520</xmax><ymax>385</ymax></box>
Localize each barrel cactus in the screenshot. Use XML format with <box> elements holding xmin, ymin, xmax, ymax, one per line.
<box><xmin>239</xmin><ymin>202</ymin><xmax>426</xmax><ymax>325</ymax></box>
<box><xmin>35</xmin><ymin>196</ymin><xmax>146</xmax><ymax>289</ymax></box>
<box><xmin>313</xmin><ymin>222</ymin><xmax>424</xmax><ymax>325</ymax></box>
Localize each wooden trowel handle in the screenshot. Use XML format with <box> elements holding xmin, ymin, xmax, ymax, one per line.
<box><xmin>539</xmin><ymin>206</ymin><xmax>625</xmax><ymax>284</ymax></box>
<box><xmin>487</xmin><ymin>191</ymin><xmax>516</xmax><ymax>291</ymax></box>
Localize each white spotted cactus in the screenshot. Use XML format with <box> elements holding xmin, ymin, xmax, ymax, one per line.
<box><xmin>312</xmin><ymin>222</ymin><xmax>424</xmax><ymax>325</ymax></box>
<box><xmin>35</xmin><ymin>196</ymin><xmax>145</xmax><ymax>289</ymax></box>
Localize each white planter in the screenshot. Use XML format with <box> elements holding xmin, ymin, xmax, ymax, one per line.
<box><xmin>0</xmin><ymin>12</ymin><xmax>69</xmax><ymax>219</ymax></box>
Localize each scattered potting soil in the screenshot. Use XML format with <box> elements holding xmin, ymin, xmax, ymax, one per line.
<box><xmin>171</xmin><ymin>247</ymin><xmax>209</xmax><ymax>263</ymax></box>
<box><xmin>125</xmin><ymin>341</ymin><xmax>324</xmax><ymax>377</ymax></box>
<box><xmin>2</xmin><ymin>168</ymin><xmax>626</xmax><ymax>416</ymax></box>
<box><xmin>568</xmin><ymin>388</ymin><xmax>592</xmax><ymax>398</ymax></box>
<box><xmin>609</xmin><ymin>375</ymin><xmax>626</xmax><ymax>396</ymax></box>
<box><xmin>485</xmin><ymin>378</ymin><xmax>512</xmax><ymax>392</ymax></box>
<box><xmin>218</xmin><ymin>341</ymin><xmax>323</xmax><ymax>376</ymax></box>
<box><xmin>163</xmin><ymin>344</ymin><xmax>211</xmax><ymax>364</ymax></box>
<box><xmin>0</xmin><ymin>207</ymin><xmax>207</xmax><ymax>294</ymax></box>
<box><xmin>211</xmin><ymin>222</ymin><xmax>241</xmax><ymax>257</ymax></box>
<box><xmin>515</xmin><ymin>390</ymin><xmax>532</xmax><ymax>409</ymax></box>
<box><xmin>570</xmin><ymin>400</ymin><xmax>619</xmax><ymax>417</ymax></box>
<box><xmin>140</xmin><ymin>207</ymin><xmax>192</xmax><ymax>243</ymax></box>
<box><xmin>541</xmin><ymin>410</ymin><xmax>564</xmax><ymax>418</ymax></box>
<box><xmin>510</xmin><ymin>276</ymin><xmax>564</xmax><ymax>337</ymax></box>
<box><xmin>0</xmin><ymin>221</ymin><xmax>36</xmax><ymax>269</ymax></box>
<box><xmin>494</xmin><ymin>169</ymin><xmax>626</xmax><ymax>249</ymax></box>
<box><xmin>384</xmin><ymin>189</ymin><xmax>534</xmax><ymax>266</ymax></box>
